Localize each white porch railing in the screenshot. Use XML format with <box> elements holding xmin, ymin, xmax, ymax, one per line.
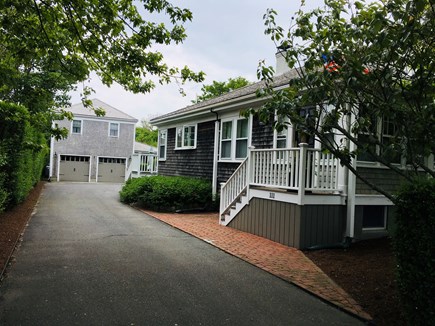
<box><xmin>220</xmin><ymin>157</ymin><xmax>248</xmax><ymax>215</ymax></box>
<box><xmin>139</xmin><ymin>154</ymin><xmax>158</xmax><ymax>173</ymax></box>
<box><xmin>220</xmin><ymin>145</ymin><xmax>340</xmax><ymax>217</ymax></box>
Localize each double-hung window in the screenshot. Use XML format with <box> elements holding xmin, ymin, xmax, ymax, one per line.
<box><xmin>235</xmin><ymin>119</ymin><xmax>248</xmax><ymax>159</ymax></box>
<box><xmin>220</xmin><ymin>117</ymin><xmax>249</xmax><ymax>161</ymax></box>
<box><xmin>72</xmin><ymin>120</ymin><xmax>82</xmax><ymax>134</ymax></box>
<box><xmin>109</xmin><ymin>122</ymin><xmax>119</xmax><ymax>137</ymax></box>
<box><xmin>175</xmin><ymin>124</ymin><xmax>196</xmax><ymax>149</ymax></box>
<box><xmin>158</xmin><ymin>130</ymin><xmax>167</xmax><ymax>160</ymax></box>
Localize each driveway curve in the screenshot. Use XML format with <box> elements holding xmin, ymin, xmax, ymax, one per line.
<box><xmin>0</xmin><ymin>183</ymin><xmax>363</xmax><ymax>325</ymax></box>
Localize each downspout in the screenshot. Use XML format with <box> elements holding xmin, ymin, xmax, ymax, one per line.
<box><xmin>211</xmin><ymin>108</ymin><xmax>219</xmax><ymax>201</ymax></box>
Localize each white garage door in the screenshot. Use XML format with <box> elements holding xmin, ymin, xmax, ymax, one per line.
<box><xmin>97</xmin><ymin>157</ymin><xmax>126</xmax><ymax>183</ymax></box>
<box><xmin>59</xmin><ymin>155</ymin><xmax>90</xmax><ymax>182</ymax></box>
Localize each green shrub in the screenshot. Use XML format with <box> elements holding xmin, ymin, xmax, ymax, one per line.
<box><xmin>120</xmin><ymin>175</ymin><xmax>215</xmax><ymax>212</ymax></box>
<box><xmin>394</xmin><ymin>178</ymin><xmax>435</xmax><ymax>325</ymax></box>
<box><xmin>0</xmin><ymin>101</ymin><xmax>48</xmax><ymax>212</ymax></box>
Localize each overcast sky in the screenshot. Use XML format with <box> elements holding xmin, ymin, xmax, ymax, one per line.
<box><xmin>69</xmin><ymin>1</ymin><xmax>324</xmax><ymax>122</ymax></box>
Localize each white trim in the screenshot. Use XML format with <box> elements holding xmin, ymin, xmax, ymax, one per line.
<box><xmin>212</xmin><ymin>120</ymin><xmax>220</xmax><ymax>199</ymax></box>
<box><xmin>355</xmin><ymin>194</ymin><xmax>394</xmax><ymax>206</ymax></box>
<box><xmin>361</xmin><ymin>205</ymin><xmax>388</xmax><ymax>231</ymax></box>
<box><xmin>250</xmin><ymin>188</ymin><xmax>346</xmax><ymax>205</ymax></box>
<box><xmin>158</xmin><ymin>129</ymin><xmax>167</xmax><ymax>161</ymax></box>
<box><xmin>71</xmin><ymin>119</ymin><xmax>83</xmax><ymax>135</ymax></box>
<box><xmin>108</xmin><ymin>122</ymin><xmax>120</xmax><ymax>138</ymax></box>
<box><xmin>175</xmin><ymin>124</ymin><xmax>197</xmax><ymax>150</ymax></box>
<box><xmin>69</xmin><ymin>115</ymin><xmax>136</xmax><ymax>125</ymax></box>
<box><xmin>219</xmin><ymin>116</ymin><xmax>250</xmax><ymax>162</ymax></box>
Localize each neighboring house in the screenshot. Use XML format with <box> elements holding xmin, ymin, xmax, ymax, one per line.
<box><xmin>50</xmin><ymin>99</ymin><xmax>137</xmax><ymax>183</ymax></box>
<box><xmin>149</xmin><ymin>52</ymin><xmax>421</xmax><ymax>250</ymax></box>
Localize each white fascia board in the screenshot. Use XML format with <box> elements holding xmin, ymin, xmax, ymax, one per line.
<box><xmin>71</xmin><ymin>114</ymin><xmax>137</xmax><ymax>124</ymax></box>
<box><xmin>152</xmin><ymin>92</ymin><xmax>268</xmax><ymax>127</ymax></box>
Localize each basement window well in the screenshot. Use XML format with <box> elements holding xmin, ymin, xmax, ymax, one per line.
<box><xmin>362</xmin><ymin>205</ymin><xmax>387</xmax><ymax>230</ymax></box>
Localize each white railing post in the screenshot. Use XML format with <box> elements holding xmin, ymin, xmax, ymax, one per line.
<box><xmin>246</xmin><ymin>146</ymin><xmax>255</xmax><ymax>200</ymax></box>
<box><xmin>298</xmin><ymin>143</ymin><xmax>308</xmax><ymax>205</ymax></box>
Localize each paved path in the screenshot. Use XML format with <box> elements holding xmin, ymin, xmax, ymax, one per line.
<box><xmin>143</xmin><ymin>211</ymin><xmax>372</xmax><ymax>321</ymax></box>
<box><xmin>0</xmin><ymin>183</ymin><xmax>365</xmax><ymax>325</ymax></box>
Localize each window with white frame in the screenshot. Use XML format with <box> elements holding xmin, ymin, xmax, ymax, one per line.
<box><xmin>275</xmin><ymin>128</ymin><xmax>288</xmax><ymax>148</ymax></box>
<box><xmin>175</xmin><ymin>125</ymin><xmax>196</xmax><ymax>149</ymax></box>
<box><xmin>362</xmin><ymin>206</ymin><xmax>387</xmax><ymax>230</ymax></box>
<box><xmin>381</xmin><ymin>117</ymin><xmax>401</xmax><ymax>164</ymax></box>
<box><xmin>357</xmin><ymin>115</ymin><xmax>404</xmax><ymax>164</ymax></box>
<box><xmin>72</xmin><ymin>120</ymin><xmax>82</xmax><ymax>134</ymax></box>
<box><xmin>220</xmin><ymin>117</ymin><xmax>249</xmax><ymax>161</ymax></box>
<box><xmin>158</xmin><ymin>130</ymin><xmax>167</xmax><ymax>160</ymax></box>
<box><xmin>109</xmin><ymin>122</ymin><xmax>119</xmax><ymax>137</ymax></box>
<box><xmin>235</xmin><ymin>119</ymin><xmax>248</xmax><ymax>158</ymax></box>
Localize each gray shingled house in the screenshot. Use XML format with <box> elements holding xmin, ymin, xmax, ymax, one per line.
<box><xmin>148</xmin><ymin>52</ymin><xmax>414</xmax><ymax>250</ymax></box>
<box><xmin>50</xmin><ymin>99</ymin><xmax>137</xmax><ymax>183</ymax></box>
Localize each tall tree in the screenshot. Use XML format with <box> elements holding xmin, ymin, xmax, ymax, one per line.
<box><xmin>0</xmin><ymin>0</ymin><xmax>205</xmax><ymax>118</ymax></box>
<box><xmin>254</xmin><ymin>0</ymin><xmax>434</xmax><ymax>203</ymax></box>
<box><xmin>136</xmin><ymin>119</ymin><xmax>158</xmax><ymax>147</ymax></box>
<box><xmin>193</xmin><ymin>77</ymin><xmax>250</xmax><ymax>103</ymax></box>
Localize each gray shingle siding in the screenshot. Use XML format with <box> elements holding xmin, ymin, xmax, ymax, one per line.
<box><xmin>356</xmin><ymin>167</ymin><xmax>405</xmax><ymax>194</ymax></box>
<box><xmin>251</xmin><ymin>115</ymin><xmax>274</xmax><ymax>149</ymax></box>
<box><xmin>158</xmin><ymin>121</ymin><xmax>215</xmax><ymax>180</ymax></box>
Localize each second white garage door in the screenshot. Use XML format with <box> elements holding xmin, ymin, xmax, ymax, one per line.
<box><xmin>97</xmin><ymin>157</ymin><xmax>126</xmax><ymax>183</ymax></box>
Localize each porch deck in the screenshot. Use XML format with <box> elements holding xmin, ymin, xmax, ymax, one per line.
<box><xmin>220</xmin><ymin>145</ymin><xmax>343</xmax><ymax>225</ymax></box>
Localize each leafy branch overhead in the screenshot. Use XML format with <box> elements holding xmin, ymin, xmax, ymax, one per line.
<box><xmin>1</xmin><ymin>0</ymin><xmax>204</xmax><ymax>93</ymax></box>
<box><xmin>254</xmin><ymin>0</ymin><xmax>435</xmax><ymax>202</ymax></box>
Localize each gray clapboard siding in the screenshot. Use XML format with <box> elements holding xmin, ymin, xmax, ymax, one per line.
<box><xmin>229</xmin><ymin>198</ymin><xmax>345</xmax><ymax>249</ymax></box>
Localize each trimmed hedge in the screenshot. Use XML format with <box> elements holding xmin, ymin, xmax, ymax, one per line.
<box><xmin>0</xmin><ymin>101</ymin><xmax>48</xmax><ymax>212</ymax></box>
<box><xmin>394</xmin><ymin>178</ymin><xmax>435</xmax><ymax>325</ymax></box>
<box><xmin>120</xmin><ymin>175</ymin><xmax>216</xmax><ymax>212</ymax></box>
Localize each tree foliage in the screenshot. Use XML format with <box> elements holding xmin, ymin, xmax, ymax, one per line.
<box><xmin>254</xmin><ymin>0</ymin><xmax>435</xmax><ymax>202</ymax></box>
<box><xmin>1</xmin><ymin>0</ymin><xmax>204</xmax><ymax>97</ymax></box>
<box><xmin>193</xmin><ymin>77</ymin><xmax>251</xmax><ymax>103</ymax></box>
<box><xmin>136</xmin><ymin>119</ymin><xmax>158</xmax><ymax>147</ymax></box>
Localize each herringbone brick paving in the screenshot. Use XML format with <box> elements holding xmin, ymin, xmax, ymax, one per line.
<box><xmin>141</xmin><ymin>210</ymin><xmax>372</xmax><ymax>321</ymax></box>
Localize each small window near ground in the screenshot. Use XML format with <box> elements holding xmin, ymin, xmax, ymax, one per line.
<box><xmin>362</xmin><ymin>206</ymin><xmax>387</xmax><ymax>230</ymax></box>
<box><xmin>109</xmin><ymin>122</ymin><xmax>119</xmax><ymax>137</ymax></box>
<box><xmin>72</xmin><ymin>120</ymin><xmax>82</xmax><ymax>134</ymax></box>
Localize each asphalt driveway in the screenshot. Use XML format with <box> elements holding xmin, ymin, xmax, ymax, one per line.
<box><xmin>0</xmin><ymin>183</ymin><xmax>363</xmax><ymax>325</ymax></box>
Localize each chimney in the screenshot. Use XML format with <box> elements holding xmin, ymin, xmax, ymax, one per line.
<box><xmin>275</xmin><ymin>45</ymin><xmax>290</xmax><ymax>76</ymax></box>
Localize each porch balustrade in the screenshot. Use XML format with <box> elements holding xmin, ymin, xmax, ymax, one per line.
<box><xmin>220</xmin><ymin>145</ymin><xmax>340</xmax><ymax>217</ymax></box>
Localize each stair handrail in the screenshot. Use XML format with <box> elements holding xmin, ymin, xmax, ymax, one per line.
<box><xmin>220</xmin><ymin>157</ymin><xmax>249</xmax><ymax>217</ymax></box>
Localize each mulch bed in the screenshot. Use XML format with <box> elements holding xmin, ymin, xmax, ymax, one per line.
<box><xmin>0</xmin><ymin>182</ymin><xmax>405</xmax><ymax>325</ymax></box>
<box><xmin>305</xmin><ymin>238</ymin><xmax>406</xmax><ymax>326</ymax></box>
<box><xmin>0</xmin><ymin>182</ymin><xmax>45</xmax><ymax>279</ymax></box>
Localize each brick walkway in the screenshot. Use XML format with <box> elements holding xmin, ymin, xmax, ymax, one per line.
<box><xmin>141</xmin><ymin>210</ymin><xmax>372</xmax><ymax>321</ymax></box>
